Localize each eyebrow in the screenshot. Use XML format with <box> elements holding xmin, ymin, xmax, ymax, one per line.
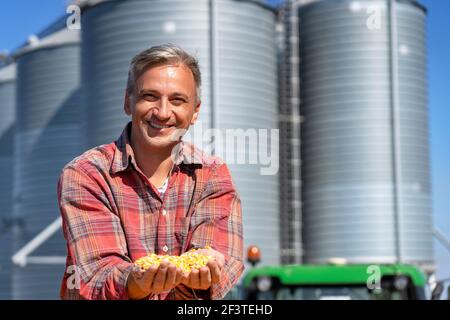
<box><xmin>137</xmin><ymin>89</ymin><xmax>189</xmax><ymax>100</ymax></box>
<box><xmin>137</xmin><ymin>89</ymin><xmax>158</xmax><ymax>96</ymax></box>
<box><xmin>170</xmin><ymin>92</ymin><xmax>189</xmax><ymax>100</ymax></box>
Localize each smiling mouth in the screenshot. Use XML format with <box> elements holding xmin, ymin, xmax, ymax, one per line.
<box><xmin>147</xmin><ymin>120</ymin><xmax>174</xmax><ymax>130</ymax></box>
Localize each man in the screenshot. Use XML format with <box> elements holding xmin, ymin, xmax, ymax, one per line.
<box><xmin>57</xmin><ymin>44</ymin><xmax>244</xmax><ymax>300</ymax></box>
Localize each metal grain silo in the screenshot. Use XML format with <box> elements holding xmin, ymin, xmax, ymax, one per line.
<box><xmin>298</xmin><ymin>0</ymin><xmax>433</xmax><ymax>269</ymax></box>
<box><xmin>81</xmin><ymin>0</ymin><xmax>279</xmax><ymax>265</ymax></box>
<box><xmin>0</xmin><ymin>62</ymin><xmax>16</xmax><ymax>299</ymax></box>
<box><xmin>213</xmin><ymin>0</ymin><xmax>279</xmax><ymax>266</ymax></box>
<box><xmin>12</xmin><ymin>27</ymin><xmax>82</xmax><ymax>299</ymax></box>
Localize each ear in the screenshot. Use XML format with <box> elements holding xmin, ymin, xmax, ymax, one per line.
<box><xmin>190</xmin><ymin>101</ymin><xmax>201</xmax><ymax>125</ymax></box>
<box><xmin>124</xmin><ymin>90</ymin><xmax>132</xmax><ymax>116</ymax></box>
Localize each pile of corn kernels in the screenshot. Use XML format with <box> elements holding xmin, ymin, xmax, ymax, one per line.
<box><xmin>134</xmin><ymin>247</ymin><xmax>211</xmax><ymax>273</ymax></box>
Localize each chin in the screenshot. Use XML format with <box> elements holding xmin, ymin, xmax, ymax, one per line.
<box><xmin>144</xmin><ymin>136</ymin><xmax>179</xmax><ymax>151</ymax></box>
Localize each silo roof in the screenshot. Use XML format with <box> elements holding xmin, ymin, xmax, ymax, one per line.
<box><xmin>75</xmin><ymin>0</ymin><xmax>275</xmax><ymax>12</ymax></box>
<box><xmin>398</xmin><ymin>0</ymin><xmax>427</xmax><ymax>14</ymax></box>
<box><xmin>13</xmin><ymin>28</ymin><xmax>80</xmax><ymax>59</ymax></box>
<box><xmin>73</xmin><ymin>0</ymin><xmax>112</xmax><ymax>6</ymax></box>
<box><xmin>297</xmin><ymin>0</ymin><xmax>427</xmax><ymax>14</ymax></box>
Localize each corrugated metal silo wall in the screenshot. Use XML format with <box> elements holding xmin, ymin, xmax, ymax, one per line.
<box><xmin>215</xmin><ymin>0</ymin><xmax>279</xmax><ymax>266</ymax></box>
<box><xmin>0</xmin><ymin>65</ymin><xmax>16</xmax><ymax>299</ymax></box>
<box><xmin>299</xmin><ymin>0</ymin><xmax>432</xmax><ymax>265</ymax></box>
<box><xmin>396</xmin><ymin>0</ymin><xmax>432</xmax><ymax>264</ymax></box>
<box><xmin>82</xmin><ymin>0</ymin><xmax>280</xmax><ymax>266</ymax></box>
<box><xmin>13</xmin><ymin>44</ymin><xmax>82</xmax><ymax>299</ymax></box>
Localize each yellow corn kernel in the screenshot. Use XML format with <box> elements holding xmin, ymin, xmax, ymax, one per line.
<box><xmin>134</xmin><ymin>246</ymin><xmax>212</xmax><ymax>273</ymax></box>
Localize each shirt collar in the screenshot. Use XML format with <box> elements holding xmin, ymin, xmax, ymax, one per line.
<box><xmin>111</xmin><ymin>122</ymin><xmax>135</xmax><ymax>174</ymax></box>
<box><xmin>111</xmin><ymin>122</ymin><xmax>204</xmax><ymax>175</ymax></box>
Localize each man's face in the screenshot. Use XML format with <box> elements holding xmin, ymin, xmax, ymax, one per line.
<box><xmin>125</xmin><ymin>63</ymin><xmax>200</xmax><ymax>151</ymax></box>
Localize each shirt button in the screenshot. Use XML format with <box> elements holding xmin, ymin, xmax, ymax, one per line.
<box><xmin>162</xmin><ymin>209</ymin><xmax>167</xmax><ymax>216</ymax></box>
<box><xmin>162</xmin><ymin>245</ymin><xmax>169</xmax><ymax>252</ymax></box>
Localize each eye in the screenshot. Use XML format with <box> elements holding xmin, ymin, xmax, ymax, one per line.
<box><xmin>142</xmin><ymin>93</ymin><xmax>158</xmax><ymax>101</ymax></box>
<box><xmin>171</xmin><ymin>98</ymin><xmax>187</xmax><ymax>106</ymax></box>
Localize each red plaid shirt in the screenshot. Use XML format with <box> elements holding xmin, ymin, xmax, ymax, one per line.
<box><xmin>58</xmin><ymin>123</ymin><xmax>244</xmax><ymax>300</ymax></box>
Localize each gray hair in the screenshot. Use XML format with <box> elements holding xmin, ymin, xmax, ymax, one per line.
<box><xmin>126</xmin><ymin>44</ymin><xmax>202</xmax><ymax>101</ymax></box>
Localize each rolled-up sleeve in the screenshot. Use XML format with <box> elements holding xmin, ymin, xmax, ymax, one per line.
<box><xmin>175</xmin><ymin>163</ymin><xmax>244</xmax><ymax>300</ymax></box>
<box><xmin>58</xmin><ymin>165</ymin><xmax>134</xmax><ymax>300</ymax></box>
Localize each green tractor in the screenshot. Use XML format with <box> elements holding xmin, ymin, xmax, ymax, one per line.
<box><xmin>242</xmin><ymin>263</ymin><xmax>428</xmax><ymax>300</ymax></box>
<box><xmin>231</xmin><ymin>245</ymin><xmax>447</xmax><ymax>300</ymax></box>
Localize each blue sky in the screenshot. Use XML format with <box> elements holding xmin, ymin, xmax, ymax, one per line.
<box><xmin>421</xmin><ymin>0</ymin><xmax>450</xmax><ymax>281</ymax></box>
<box><xmin>1</xmin><ymin>0</ymin><xmax>449</xmax><ymax>280</ymax></box>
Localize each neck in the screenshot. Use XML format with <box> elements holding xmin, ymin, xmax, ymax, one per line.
<box><xmin>136</xmin><ymin>148</ymin><xmax>173</xmax><ymax>179</ymax></box>
<box><xmin>130</xmin><ymin>136</ymin><xmax>177</xmax><ymax>186</ymax></box>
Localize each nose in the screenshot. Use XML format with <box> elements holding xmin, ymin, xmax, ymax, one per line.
<box><xmin>153</xmin><ymin>97</ymin><xmax>171</xmax><ymax>121</ymax></box>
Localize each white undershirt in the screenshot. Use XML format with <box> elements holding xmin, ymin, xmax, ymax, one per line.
<box><xmin>156</xmin><ymin>177</ymin><xmax>169</xmax><ymax>197</ymax></box>
<box><xmin>157</xmin><ymin>165</ymin><xmax>173</xmax><ymax>198</ymax></box>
